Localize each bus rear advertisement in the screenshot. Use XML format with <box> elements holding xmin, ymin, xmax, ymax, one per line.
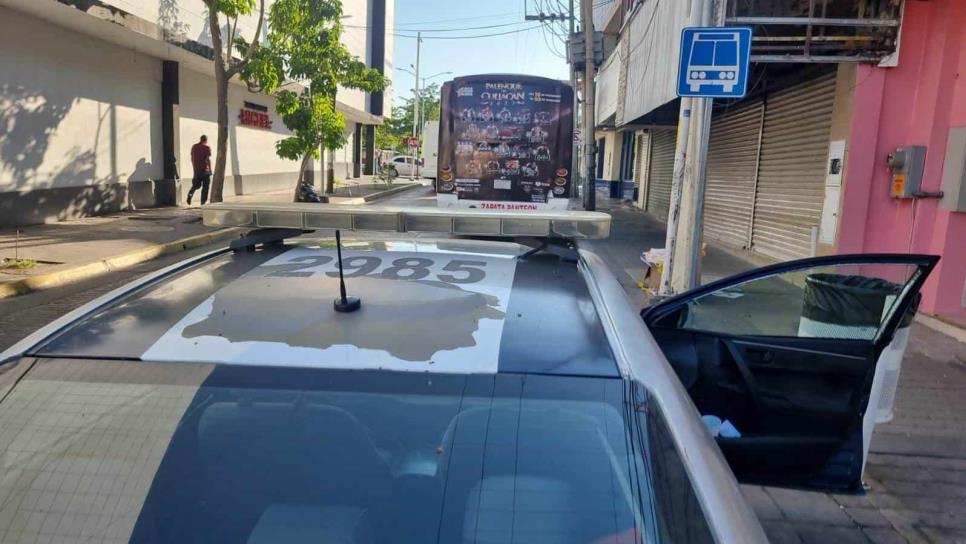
<box><xmin>436</xmin><ymin>75</ymin><xmax>574</xmax><ymax>210</ymax></box>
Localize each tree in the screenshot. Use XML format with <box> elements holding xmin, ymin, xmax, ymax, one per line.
<box><xmin>241</xmin><ymin>0</ymin><xmax>385</xmax><ymax>197</ymax></box>
<box><xmin>375</xmin><ymin>105</ymin><xmax>409</xmax><ymax>153</ymax></box>
<box><xmin>202</xmin><ymin>0</ymin><xmax>266</xmax><ymax>203</ymax></box>
<box><xmin>376</xmin><ymin>84</ymin><xmax>441</xmax><ymax>154</ymax></box>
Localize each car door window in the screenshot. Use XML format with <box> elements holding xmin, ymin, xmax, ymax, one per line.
<box><xmin>643</xmin><ymin>255</ymin><xmax>938</xmax><ymax>492</ymax></box>
<box><xmin>654</xmin><ymin>263</ymin><xmax>919</xmax><ymax>340</ymax></box>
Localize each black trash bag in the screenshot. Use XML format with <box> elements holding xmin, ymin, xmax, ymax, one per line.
<box><xmin>296</xmin><ymin>181</ymin><xmax>329</xmax><ymax>203</ymax></box>
<box><xmin>803</xmin><ymin>274</ymin><xmax>918</xmax><ymax>328</ymax></box>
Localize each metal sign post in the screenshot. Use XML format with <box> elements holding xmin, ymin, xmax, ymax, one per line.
<box><xmin>661</xmin><ymin>24</ymin><xmax>752</xmax><ymax>294</ymax></box>
<box><xmin>581</xmin><ymin>0</ymin><xmax>596</xmax><ymax>211</ymax></box>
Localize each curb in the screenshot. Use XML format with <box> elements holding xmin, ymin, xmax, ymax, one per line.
<box><xmin>916</xmin><ymin>313</ymin><xmax>966</xmax><ymax>343</ymax></box>
<box><xmin>0</xmin><ymin>227</ymin><xmax>246</xmax><ymax>299</ymax></box>
<box><xmin>361</xmin><ymin>182</ymin><xmax>424</xmax><ymax>202</ymax></box>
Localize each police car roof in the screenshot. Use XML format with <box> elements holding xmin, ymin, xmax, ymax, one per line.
<box><xmin>31</xmin><ymin>237</ymin><xmax>619</xmax><ymax>377</ymax></box>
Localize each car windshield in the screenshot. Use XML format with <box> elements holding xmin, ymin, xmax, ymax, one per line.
<box><xmin>0</xmin><ymin>359</ymin><xmax>655</xmax><ymax>543</ymax></box>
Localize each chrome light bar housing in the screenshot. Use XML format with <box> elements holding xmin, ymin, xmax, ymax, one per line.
<box><xmin>203</xmin><ymin>203</ymin><xmax>611</xmax><ymax>239</ymax></box>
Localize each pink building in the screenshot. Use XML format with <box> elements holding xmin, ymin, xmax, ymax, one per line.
<box><xmin>839</xmin><ymin>0</ymin><xmax>966</xmax><ymax>323</ymax></box>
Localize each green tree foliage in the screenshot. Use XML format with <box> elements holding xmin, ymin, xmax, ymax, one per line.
<box><xmin>240</xmin><ymin>0</ymin><xmax>386</xmax><ymax>196</ymax></box>
<box><xmin>376</xmin><ymin>84</ymin><xmax>441</xmax><ymax>153</ymax></box>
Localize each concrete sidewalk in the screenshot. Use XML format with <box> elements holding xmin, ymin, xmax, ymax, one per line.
<box><xmin>0</xmin><ymin>178</ymin><xmax>426</xmax><ymax>297</ymax></box>
<box><xmin>582</xmin><ymin>195</ymin><xmax>763</xmax><ymax>308</ymax></box>
<box><xmin>223</xmin><ymin>177</ymin><xmax>425</xmax><ymax>205</ymax></box>
<box><xmin>0</xmin><ymin>207</ymin><xmax>241</xmax><ymax>291</ymax></box>
<box><xmin>589</xmin><ymin>195</ymin><xmax>966</xmax><ymax>543</ymax></box>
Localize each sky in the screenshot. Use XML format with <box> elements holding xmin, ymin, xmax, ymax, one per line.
<box><xmin>387</xmin><ymin>0</ymin><xmax>572</xmax><ymax>107</ymax></box>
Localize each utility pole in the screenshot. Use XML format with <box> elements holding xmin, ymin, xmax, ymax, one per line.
<box><xmin>527</xmin><ymin>3</ymin><xmax>579</xmax><ymax>205</ymax></box>
<box><xmin>410</xmin><ymin>32</ymin><xmax>421</xmax><ymax>181</ymax></box>
<box><xmin>681</xmin><ymin>1</ymin><xmax>729</xmax><ymax>289</ymax></box>
<box><xmin>659</xmin><ymin>0</ymin><xmax>712</xmax><ymax>295</ymax></box>
<box><xmin>569</xmin><ymin>0</ymin><xmax>579</xmax><ymax>206</ymax></box>
<box><xmin>581</xmin><ymin>0</ymin><xmax>596</xmax><ymax>211</ymax></box>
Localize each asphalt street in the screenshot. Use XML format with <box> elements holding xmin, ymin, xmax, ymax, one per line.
<box><xmin>0</xmin><ymin>242</ymin><xmax>227</xmax><ymax>352</ymax></box>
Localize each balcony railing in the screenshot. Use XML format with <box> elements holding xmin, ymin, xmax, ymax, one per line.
<box><xmin>726</xmin><ymin>0</ymin><xmax>902</xmax><ymax>63</ymax></box>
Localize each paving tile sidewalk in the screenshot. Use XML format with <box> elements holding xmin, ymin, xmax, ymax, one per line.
<box><xmin>587</xmin><ymin>196</ymin><xmax>966</xmax><ymax>543</ymax></box>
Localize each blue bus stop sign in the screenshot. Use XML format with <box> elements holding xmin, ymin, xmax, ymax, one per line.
<box><xmin>677</xmin><ymin>27</ymin><xmax>752</xmax><ymax>98</ymax></box>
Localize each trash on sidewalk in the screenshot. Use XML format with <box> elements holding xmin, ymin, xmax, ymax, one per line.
<box><xmin>637</xmin><ymin>244</ymin><xmax>708</xmax><ymax>294</ymax></box>
<box><xmin>639</xmin><ymin>248</ymin><xmax>667</xmax><ymax>293</ymax></box>
<box><xmin>701</xmin><ymin>415</ymin><xmax>742</xmax><ymax>438</ymax></box>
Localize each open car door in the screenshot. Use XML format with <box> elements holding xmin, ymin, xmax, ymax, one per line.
<box><xmin>642</xmin><ymin>254</ymin><xmax>939</xmax><ymax>493</ymax></box>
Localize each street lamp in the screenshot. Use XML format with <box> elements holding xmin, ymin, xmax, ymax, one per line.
<box><xmin>398</xmin><ymin>68</ymin><xmax>453</xmax><ymax>90</ymax></box>
<box><xmin>395</xmin><ymin>59</ymin><xmax>452</xmax><ymax>180</ymax></box>
<box><xmin>396</xmin><ymin>67</ymin><xmax>452</xmax><ymax>134</ymax></box>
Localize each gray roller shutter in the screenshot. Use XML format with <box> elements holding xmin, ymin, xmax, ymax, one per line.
<box><xmin>704</xmin><ymin>102</ymin><xmax>764</xmax><ymax>249</ymax></box>
<box><xmin>752</xmin><ymin>75</ymin><xmax>835</xmax><ymax>261</ymax></box>
<box><xmin>646</xmin><ymin>129</ymin><xmax>677</xmax><ymax>223</ymax></box>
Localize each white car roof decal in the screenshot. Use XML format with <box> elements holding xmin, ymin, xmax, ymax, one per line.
<box><xmin>141</xmin><ymin>247</ymin><xmax>518</xmax><ymax>373</ymax></box>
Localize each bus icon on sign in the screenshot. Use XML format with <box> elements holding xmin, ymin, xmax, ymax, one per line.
<box><xmin>687</xmin><ymin>32</ymin><xmax>740</xmax><ymax>92</ymax></box>
<box><xmin>677</xmin><ymin>27</ymin><xmax>752</xmax><ymax>98</ymax></box>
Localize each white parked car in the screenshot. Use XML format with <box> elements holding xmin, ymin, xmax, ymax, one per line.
<box><xmin>388</xmin><ymin>155</ymin><xmax>422</xmax><ymax>178</ymax></box>
<box><xmin>0</xmin><ymin>203</ymin><xmax>938</xmax><ymax>544</ymax></box>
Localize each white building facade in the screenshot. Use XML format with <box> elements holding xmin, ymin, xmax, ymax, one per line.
<box><xmin>0</xmin><ymin>0</ymin><xmax>392</xmax><ymax>227</ymax></box>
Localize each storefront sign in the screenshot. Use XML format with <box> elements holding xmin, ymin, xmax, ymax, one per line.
<box><xmin>239</xmin><ymin>102</ymin><xmax>272</xmax><ymax>129</ymax></box>
<box><xmin>436</xmin><ymin>75</ymin><xmax>574</xmax><ymax>211</ymax></box>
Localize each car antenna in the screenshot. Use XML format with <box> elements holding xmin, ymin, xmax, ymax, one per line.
<box><xmin>332</xmin><ymin>230</ymin><xmax>361</xmax><ymax>313</ymax></box>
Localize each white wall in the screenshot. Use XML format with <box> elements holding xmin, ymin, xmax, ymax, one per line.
<box><xmin>179</xmin><ymin>68</ymin><xmax>301</xmax><ymax>179</ymax></box>
<box><xmin>383</xmin><ymin>0</ymin><xmax>395</xmax><ymax>114</ymax></box>
<box><xmin>102</xmin><ymin>0</ymin><xmax>267</xmax><ymax>51</ymax></box>
<box><xmin>595</xmin><ymin>131</ymin><xmax>621</xmax><ymax>181</ymax></box>
<box><xmin>331</xmin><ymin>122</ymin><xmax>358</xmax><ymax>180</ymax></box>
<box><xmin>621</xmin><ymin>0</ymin><xmax>690</xmax><ymax>124</ymax></box>
<box><xmin>338</xmin><ymin>0</ymin><xmax>371</xmax><ymax>113</ymax></box>
<box><xmin>596</xmin><ymin>51</ymin><xmax>619</xmax><ymax>122</ymax></box>
<box><xmin>0</xmin><ymin>7</ymin><xmax>162</xmax><ymax>193</ymax></box>
<box><xmin>593</xmin><ymin>0</ymin><xmax>619</xmax><ymax>32</ymax></box>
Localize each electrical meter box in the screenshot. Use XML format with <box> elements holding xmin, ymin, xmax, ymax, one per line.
<box><xmin>886</xmin><ymin>146</ymin><xmax>926</xmax><ymax>199</ymax></box>
<box><xmin>940</xmin><ymin>127</ymin><xmax>966</xmax><ymax>212</ymax></box>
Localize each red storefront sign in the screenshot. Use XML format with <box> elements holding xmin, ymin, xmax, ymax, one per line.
<box><xmin>238</xmin><ymin>108</ymin><xmax>272</xmax><ymax>129</ymax></box>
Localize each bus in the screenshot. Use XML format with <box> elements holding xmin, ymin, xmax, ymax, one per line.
<box><xmin>436</xmin><ymin>75</ymin><xmax>574</xmax><ymax>210</ymax></box>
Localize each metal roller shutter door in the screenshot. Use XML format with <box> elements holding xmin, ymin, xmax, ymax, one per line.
<box><xmin>752</xmin><ymin>76</ymin><xmax>835</xmax><ymax>261</ymax></box>
<box><xmin>704</xmin><ymin>102</ymin><xmax>763</xmax><ymax>249</ymax></box>
<box><xmin>646</xmin><ymin>129</ymin><xmax>677</xmax><ymax>223</ymax></box>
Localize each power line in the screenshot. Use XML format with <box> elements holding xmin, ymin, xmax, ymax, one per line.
<box><xmin>394</xmin><ymin>25</ymin><xmax>543</xmax><ymax>40</ymax></box>
<box><xmin>395</xmin><ymin>12</ymin><xmax>520</xmax><ymax>26</ymax></box>
<box><xmin>345</xmin><ymin>21</ymin><xmax>527</xmax><ymax>33</ymax></box>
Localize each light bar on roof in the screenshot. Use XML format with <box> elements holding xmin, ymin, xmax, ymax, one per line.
<box><xmin>203</xmin><ymin>203</ymin><xmax>611</xmax><ymax>239</ymax></box>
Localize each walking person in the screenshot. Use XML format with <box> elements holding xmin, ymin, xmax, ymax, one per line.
<box><xmin>187</xmin><ymin>135</ymin><xmax>212</xmax><ymax>205</ymax></box>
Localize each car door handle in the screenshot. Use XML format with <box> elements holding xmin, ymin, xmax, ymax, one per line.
<box><xmin>745</xmin><ymin>348</ymin><xmax>774</xmax><ymax>365</ymax></box>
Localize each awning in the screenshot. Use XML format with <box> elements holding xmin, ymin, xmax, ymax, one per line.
<box><xmin>337</xmin><ymin>101</ymin><xmax>383</xmax><ymax>125</ymax></box>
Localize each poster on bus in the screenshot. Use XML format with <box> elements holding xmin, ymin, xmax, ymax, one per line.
<box><xmin>436</xmin><ymin>75</ymin><xmax>574</xmax><ymax>211</ymax></box>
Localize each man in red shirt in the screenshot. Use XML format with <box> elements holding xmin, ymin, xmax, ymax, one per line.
<box><xmin>187</xmin><ymin>135</ymin><xmax>212</xmax><ymax>205</ymax></box>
